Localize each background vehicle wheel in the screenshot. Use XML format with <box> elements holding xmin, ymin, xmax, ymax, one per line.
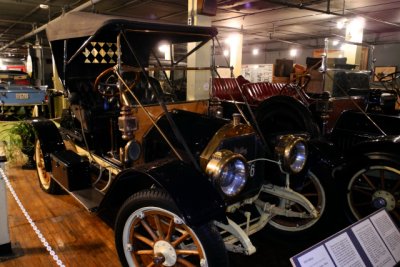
<box><xmin>266</xmin><ymin>169</ymin><xmax>339</xmax><ymax>241</ymax></box>
<box><xmin>343</xmin><ymin>159</ymin><xmax>400</xmax><ymax>226</ymax></box>
<box><xmin>115</xmin><ymin>189</ymin><xmax>228</xmax><ymax>267</ymax></box>
<box><xmin>35</xmin><ymin>140</ymin><xmax>61</xmax><ymax>194</ymax></box>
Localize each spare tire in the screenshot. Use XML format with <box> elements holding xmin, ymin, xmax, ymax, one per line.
<box><xmin>255</xmin><ymin>95</ymin><xmax>320</xmax><ymax>142</ymax></box>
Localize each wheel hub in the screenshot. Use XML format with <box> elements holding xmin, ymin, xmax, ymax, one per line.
<box><xmin>153</xmin><ymin>240</ymin><xmax>177</xmax><ymax>266</ymax></box>
<box><xmin>372</xmin><ymin>190</ymin><xmax>395</xmax><ymax>211</ymax></box>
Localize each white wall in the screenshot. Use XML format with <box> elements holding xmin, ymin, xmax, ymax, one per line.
<box><xmin>239</xmin><ymin>43</ymin><xmax>400</xmax><ymax>70</ymax></box>
<box><xmin>373</xmin><ymin>43</ymin><xmax>400</xmax><ymax>70</ymax></box>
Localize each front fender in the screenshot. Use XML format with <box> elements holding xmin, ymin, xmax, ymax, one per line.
<box><xmin>99</xmin><ymin>159</ymin><xmax>227</xmax><ymax>227</ymax></box>
<box><xmin>343</xmin><ymin>135</ymin><xmax>400</xmax><ymax>161</ymax></box>
<box><xmin>308</xmin><ymin>138</ymin><xmax>341</xmax><ymax>167</ymax></box>
<box><xmin>333</xmin><ymin>135</ymin><xmax>400</xmax><ymax>178</ymax></box>
<box><xmin>290</xmin><ymin>138</ymin><xmax>338</xmax><ymax>189</ymax></box>
<box><xmin>31</xmin><ymin>118</ymin><xmax>65</xmax><ymax>170</ymax></box>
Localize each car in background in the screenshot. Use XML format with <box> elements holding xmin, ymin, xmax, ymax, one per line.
<box><xmin>212</xmin><ymin>65</ymin><xmax>400</xmax><ymax>227</ymax></box>
<box><xmin>0</xmin><ymin>70</ymin><xmax>48</xmax><ymax>119</ymax></box>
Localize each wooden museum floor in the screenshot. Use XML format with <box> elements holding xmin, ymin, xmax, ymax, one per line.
<box><xmin>0</xmin><ymin>159</ymin><xmax>336</xmax><ymax>267</ymax></box>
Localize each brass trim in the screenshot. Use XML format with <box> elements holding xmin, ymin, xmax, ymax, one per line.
<box><xmin>199</xmin><ymin>122</ymin><xmax>254</xmax><ymax>170</ymax></box>
<box><xmin>274</xmin><ymin>135</ymin><xmax>307</xmax><ymax>174</ymax></box>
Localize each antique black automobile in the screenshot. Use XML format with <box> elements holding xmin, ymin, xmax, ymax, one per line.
<box><xmin>30</xmin><ymin>12</ymin><xmax>326</xmax><ymax>266</ymax></box>
<box><xmin>283</xmin><ymin>55</ymin><xmax>400</xmax><ymax>227</ymax></box>
<box><xmin>212</xmin><ymin>47</ymin><xmax>400</xmax><ymax>227</ymax></box>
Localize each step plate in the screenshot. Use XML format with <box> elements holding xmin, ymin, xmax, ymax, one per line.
<box><xmin>70</xmin><ymin>188</ymin><xmax>104</xmax><ymax>212</ymax></box>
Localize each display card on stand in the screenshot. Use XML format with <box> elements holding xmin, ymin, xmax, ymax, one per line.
<box><xmin>290</xmin><ymin>209</ymin><xmax>400</xmax><ymax>267</ymax></box>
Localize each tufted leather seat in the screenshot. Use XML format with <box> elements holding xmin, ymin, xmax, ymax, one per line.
<box><xmin>242</xmin><ymin>82</ymin><xmax>286</xmax><ymax>104</ymax></box>
<box><xmin>212</xmin><ymin>77</ymin><xmax>296</xmax><ymax>104</ymax></box>
<box><xmin>212</xmin><ymin>76</ymin><xmax>250</xmax><ymax>101</ymax></box>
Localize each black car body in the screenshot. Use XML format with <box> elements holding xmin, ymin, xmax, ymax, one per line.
<box><xmin>30</xmin><ymin>11</ymin><xmax>328</xmax><ymax>266</ymax></box>
<box><xmin>212</xmin><ymin>59</ymin><xmax>400</xmax><ymax>226</ymax></box>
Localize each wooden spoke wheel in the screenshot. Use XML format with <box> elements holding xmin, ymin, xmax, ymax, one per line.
<box><xmin>269</xmin><ymin>171</ymin><xmax>326</xmax><ymax>232</ymax></box>
<box><xmin>115</xmin><ymin>189</ymin><xmax>228</xmax><ymax>267</ymax></box>
<box><xmin>263</xmin><ymin>168</ymin><xmax>340</xmax><ymax>242</ymax></box>
<box><xmin>35</xmin><ymin>140</ymin><xmax>60</xmax><ymax>194</ymax></box>
<box><xmin>346</xmin><ymin>164</ymin><xmax>400</xmax><ymax>226</ymax></box>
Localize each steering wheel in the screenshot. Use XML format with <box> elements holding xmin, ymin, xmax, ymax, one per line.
<box><xmin>378</xmin><ymin>71</ymin><xmax>400</xmax><ymax>91</ymax></box>
<box><xmin>94</xmin><ymin>65</ymin><xmax>140</xmax><ymax>98</ymax></box>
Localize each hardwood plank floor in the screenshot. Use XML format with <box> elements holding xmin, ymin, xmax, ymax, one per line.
<box><xmin>1</xmin><ymin>163</ymin><xmax>119</xmax><ymax>267</ymax></box>
<box><xmin>0</xmin><ymin>161</ymin><xmax>341</xmax><ymax>267</ymax></box>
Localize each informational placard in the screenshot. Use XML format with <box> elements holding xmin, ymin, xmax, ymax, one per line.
<box><xmin>290</xmin><ymin>209</ymin><xmax>400</xmax><ymax>267</ymax></box>
<box><xmin>241</xmin><ymin>64</ymin><xmax>274</xmax><ymax>82</ymax></box>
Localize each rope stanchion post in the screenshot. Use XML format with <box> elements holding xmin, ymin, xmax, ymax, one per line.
<box><xmin>0</xmin><ymin>144</ymin><xmax>65</xmax><ymax>266</ymax></box>
<box><xmin>0</xmin><ymin>152</ymin><xmax>12</xmax><ymax>257</ymax></box>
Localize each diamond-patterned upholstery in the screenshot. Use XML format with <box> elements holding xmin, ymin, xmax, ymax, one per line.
<box><xmin>82</xmin><ymin>42</ymin><xmax>119</xmax><ymax>64</ymax></box>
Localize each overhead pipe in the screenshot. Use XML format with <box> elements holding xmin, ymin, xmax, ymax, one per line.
<box><xmin>0</xmin><ymin>0</ymin><xmax>104</xmax><ymax>52</ymax></box>
<box><xmin>264</xmin><ymin>0</ymin><xmax>344</xmax><ymax>16</ymax></box>
<box><xmin>264</xmin><ymin>0</ymin><xmax>400</xmax><ymax>29</ymax></box>
<box><xmin>0</xmin><ymin>5</ymin><xmax>41</xmax><ymax>39</ymax></box>
<box><xmin>0</xmin><ymin>0</ymin><xmax>53</xmax><ymax>39</ymax></box>
<box><xmin>0</xmin><ymin>19</ymin><xmax>32</xmax><ymax>25</ymax></box>
<box><xmin>346</xmin><ymin>9</ymin><xmax>400</xmax><ymax>28</ymax></box>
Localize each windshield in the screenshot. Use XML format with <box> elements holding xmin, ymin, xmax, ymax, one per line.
<box><xmin>48</xmin><ymin>13</ymin><xmax>218</xmax><ymax>106</ymax></box>
<box><xmin>314</xmin><ymin>38</ymin><xmax>374</xmax><ymax>97</ymax></box>
<box><xmin>62</xmin><ymin>38</ymin><xmax>213</xmax><ymax>108</ymax></box>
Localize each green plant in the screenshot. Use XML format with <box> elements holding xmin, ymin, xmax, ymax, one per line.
<box><xmin>0</xmin><ymin>120</ymin><xmax>36</xmax><ymax>167</ymax></box>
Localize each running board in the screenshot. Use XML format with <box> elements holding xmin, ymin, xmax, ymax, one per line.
<box><xmin>70</xmin><ymin>188</ymin><xmax>104</xmax><ymax>212</ymax></box>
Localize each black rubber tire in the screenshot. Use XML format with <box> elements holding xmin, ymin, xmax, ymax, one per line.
<box><xmin>114</xmin><ymin>189</ymin><xmax>229</xmax><ymax>267</ymax></box>
<box><xmin>265</xmin><ymin>167</ymin><xmax>339</xmax><ymax>242</ymax></box>
<box><xmin>35</xmin><ymin>139</ymin><xmax>61</xmax><ymax>194</ymax></box>
<box><xmin>255</xmin><ymin>95</ymin><xmax>320</xmax><ymax>141</ymax></box>
<box><xmin>340</xmin><ymin>158</ymin><xmax>400</xmax><ymax>226</ymax></box>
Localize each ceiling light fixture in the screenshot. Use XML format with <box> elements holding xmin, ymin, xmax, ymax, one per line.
<box><xmin>336</xmin><ymin>19</ymin><xmax>347</xmax><ymax>29</ymax></box>
<box><xmin>348</xmin><ymin>17</ymin><xmax>365</xmax><ymax>32</ymax></box>
<box><xmin>158</xmin><ymin>44</ymin><xmax>168</xmax><ymax>53</ymax></box>
<box><xmin>252</xmin><ymin>48</ymin><xmax>259</xmax><ymax>56</ymax></box>
<box><xmin>39</xmin><ymin>4</ymin><xmax>49</xmax><ymax>9</ymax></box>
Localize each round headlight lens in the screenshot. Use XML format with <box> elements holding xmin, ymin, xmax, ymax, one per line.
<box><xmin>275</xmin><ymin>135</ymin><xmax>308</xmax><ymax>173</ymax></box>
<box><xmin>205</xmin><ymin>150</ymin><xmax>248</xmax><ymax>197</ymax></box>
<box><xmin>220</xmin><ymin>158</ymin><xmax>247</xmax><ymax>196</ymax></box>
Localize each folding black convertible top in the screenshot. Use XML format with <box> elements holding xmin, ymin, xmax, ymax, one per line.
<box><xmin>46</xmin><ymin>11</ymin><xmax>218</xmax><ymax>42</ymax></box>
<box><xmin>47</xmin><ymin>11</ymin><xmax>218</xmax><ymax>81</ymax></box>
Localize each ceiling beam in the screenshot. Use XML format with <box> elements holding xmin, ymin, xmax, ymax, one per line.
<box><xmin>0</xmin><ymin>0</ymin><xmax>104</xmax><ymax>52</ymax></box>
<box><xmin>263</xmin><ymin>0</ymin><xmax>345</xmax><ymax>16</ymax></box>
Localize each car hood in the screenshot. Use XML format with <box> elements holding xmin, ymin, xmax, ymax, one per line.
<box><xmin>0</xmin><ymin>84</ymin><xmax>45</xmax><ymax>93</ymax></box>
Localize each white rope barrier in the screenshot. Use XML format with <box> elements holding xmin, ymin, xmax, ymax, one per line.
<box><xmin>0</xmin><ymin>167</ymin><xmax>66</xmax><ymax>267</ymax></box>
